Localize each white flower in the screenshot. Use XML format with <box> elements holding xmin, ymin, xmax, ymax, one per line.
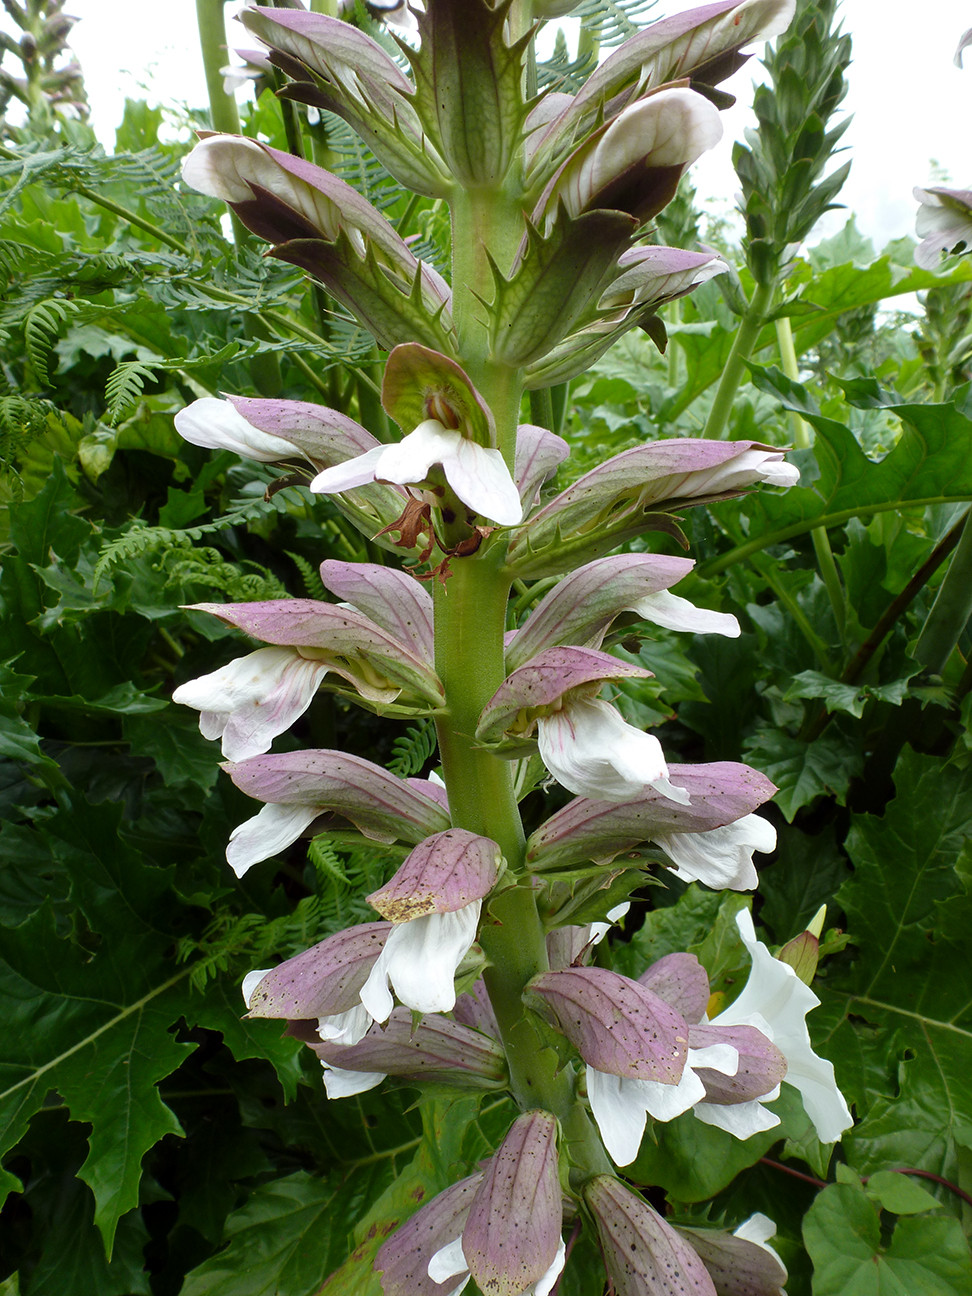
<box><xmin>173</xmin><ymin>646</ymin><xmax>330</xmax><ymax>762</ymax></box>
<box><xmin>914</xmin><ymin>185</ymin><xmax>972</xmax><ymax>270</ymax></box>
<box><xmin>709</xmin><ymin>909</ymin><xmax>853</xmax><ymax>1143</ymax></box>
<box><xmin>586</xmin><ymin>1039</ymin><xmax>739</xmax><ymax>1166</ymax></box>
<box><xmin>627</xmin><ymin>589</ymin><xmax>740</xmax><ymax>638</ymax></box>
<box><xmin>309</xmin><ymin>418</ymin><xmax>522</xmax><ymax>527</ymax></box>
<box><xmin>359</xmin><ymin>901</ymin><xmax>482</xmax><ymax>1021</ymax></box>
<box><xmin>226</xmin><ymin>802</ymin><xmax>324</xmax><ymax>878</ymax></box>
<box><xmin>320</xmin><ymin>1060</ymin><xmax>386</xmax><ymax>1099</ymax></box>
<box><xmin>428</xmin><ymin>1235</ymin><xmax>566</xmax><ymax>1296</ymax></box>
<box><xmin>653</xmin><ymin>813</ymin><xmax>777</xmax><ymax>891</ymax></box>
<box><xmin>537</xmin><ymin>695</ymin><xmax>690</xmax><ymax>805</ymax></box>
<box><xmin>175</xmin><ymin>396</ymin><xmax>302</xmax><ymax>461</ymax></box>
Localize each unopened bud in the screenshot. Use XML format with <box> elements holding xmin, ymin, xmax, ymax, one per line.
<box><xmin>777</xmin><ymin>904</ymin><xmax>826</xmax><ymax>985</ymax></box>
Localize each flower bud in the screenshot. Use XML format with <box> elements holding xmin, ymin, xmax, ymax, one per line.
<box><xmin>585</xmin><ymin>1176</ymin><xmax>718</xmax><ymax>1296</ymax></box>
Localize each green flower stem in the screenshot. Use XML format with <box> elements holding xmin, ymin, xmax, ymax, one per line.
<box><xmin>776</xmin><ymin>315</ymin><xmax>845</xmax><ymax>637</ymax></box>
<box><xmin>437</xmin><ymin>178</ymin><xmax>586</xmax><ymax>1124</ymax></box>
<box><xmin>702</xmin><ymin>278</ymin><xmax>776</xmax><ymax>440</ymax></box>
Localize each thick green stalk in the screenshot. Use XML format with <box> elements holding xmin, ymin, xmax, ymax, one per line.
<box><xmin>435</xmin><ymin>175</ymin><xmax>580</xmax><ymax>1122</ymax></box>
<box><xmin>776</xmin><ymin>314</ymin><xmax>846</xmax><ymax>636</ymax></box>
<box><xmin>702</xmin><ymin>278</ymin><xmax>775</xmax><ymax>440</ymax></box>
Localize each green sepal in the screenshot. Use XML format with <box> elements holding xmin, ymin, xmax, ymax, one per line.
<box><xmin>489</xmin><ymin>207</ymin><xmax>637</xmax><ymax>366</ymax></box>
<box><xmin>382</xmin><ymin>343</ymin><xmax>495</xmax><ymax>446</ymax></box>
<box><xmin>408</xmin><ymin>0</ymin><xmax>530</xmax><ymax>186</ymax></box>
<box><xmin>272</xmin><ymin>230</ymin><xmax>456</xmax><ymax>355</ymax></box>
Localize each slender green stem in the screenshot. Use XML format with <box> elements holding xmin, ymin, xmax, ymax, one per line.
<box><xmin>775</xmin><ymin>315</ymin><xmax>846</xmax><ymax>636</ymax></box>
<box><xmin>195</xmin><ymin>0</ymin><xmax>246</xmax><ymax>248</ymax></box>
<box><xmin>702</xmin><ymin>278</ymin><xmax>775</xmax><ymax>439</ymax></box>
<box><xmin>914</xmin><ymin>511</ymin><xmax>972</xmax><ymax>675</ymax></box>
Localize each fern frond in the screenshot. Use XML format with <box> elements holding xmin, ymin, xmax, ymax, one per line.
<box><xmin>573</xmin><ymin>0</ymin><xmax>659</xmax><ymax>45</ymax></box>
<box><xmin>286</xmin><ymin>550</ymin><xmax>326</xmax><ymax>599</ymax></box>
<box><xmin>24</xmin><ymin>298</ymin><xmax>80</xmax><ymax>384</ymax></box>
<box><xmin>387</xmin><ymin>718</ymin><xmax>437</xmax><ymax>779</ymax></box>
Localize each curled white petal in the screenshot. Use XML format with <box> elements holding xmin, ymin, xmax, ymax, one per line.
<box><xmin>359</xmin><ymin>901</ymin><xmax>482</xmax><ymax>1022</ymax></box>
<box><xmin>714</xmin><ymin>910</ymin><xmax>853</xmax><ymax>1142</ymax></box>
<box><xmin>694</xmin><ymin>1097</ymin><xmax>781</xmax><ymax>1138</ymax></box>
<box><xmin>628</xmin><ymin>589</ymin><xmax>740</xmax><ymax>638</ymax></box>
<box><xmin>321</xmin><ymin>1062</ymin><xmax>386</xmax><ymax>1099</ymax></box>
<box><xmin>538</xmin><ymin>696</ymin><xmax>689</xmax><ymax>804</ymax></box>
<box><xmin>225</xmin><ymin>801</ymin><xmax>322</xmax><ymax>877</ymax></box>
<box><xmin>316</xmin><ymin>1003</ymin><xmax>374</xmax><ymax>1047</ymax></box>
<box><xmin>173</xmin><ymin>646</ymin><xmax>330</xmax><ymax>761</ymax></box>
<box><xmin>311</xmin><ymin>419</ymin><xmax>522</xmax><ymax>526</ymax></box>
<box><xmin>428</xmin><ymin>1236</ymin><xmax>469</xmax><ymax>1284</ymax></box>
<box><xmin>175</xmin><ymin>397</ymin><xmax>300</xmax><ymax>461</ymax></box>
<box><xmin>241</xmin><ymin>968</ymin><xmax>271</xmax><ymax>1009</ymax></box>
<box><xmin>654</xmin><ymin>813</ymin><xmax>777</xmax><ymax>891</ymax></box>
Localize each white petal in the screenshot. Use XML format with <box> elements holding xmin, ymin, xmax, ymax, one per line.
<box><xmin>321</xmin><ymin>1062</ymin><xmax>386</xmax><ymax>1099</ymax></box>
<box><xmin>694</xmin><ymin>1099</ymin><xmax>781</xmax><ymax>1138</ymax></box>
<box><xmin>734</xmin><ymin>1212</ymin><xmax>781</xmax><ymax>1253</ymax></box>
<box><xmin>654</xmin><ymin>814</ymin><xmax>777</xmax><ymax>891</ymax></box>
<box><xmin>534</xmin><ymin>1237</ymin><xmax>567</xmax><ymax>1296</ymax></box>
<box><xmin>361</xmin><ymin>903</ymin><xmax>481</xmax><ymax>1021</ymax></box>
<box><xmin>377</xmin><ymin>419</ymin><xmax>459</xmax><ymax>484</ymax></box>
<box><xmin>225</xmin><ymin>801</ymin><xmax>322</xmax><ymax>877</ymax></box>
<box><xmin>428</xmin><ymin>1236</ymin><xmax>469</xmax><ymax>1283</ymax></box>
<box><xmin>175</xmin><ymin>397</ymin><xmax>299</xmax><ymax>461</ymax></box>
<box><xmin>444</xmin><ymin>436</ymin><xmax>523</xmax><ymax>526</ymax></box>
<box><xmin>589</xmin><ymin>901</ymin><xmax>631</xmax><ymax>945</ymax></box>
<box><xmin>310</xmin><ymin>444</ymin><xmax>387</xmax><ymax>493</ymax></box>
<box><xmin>317</xmin><ymin>1003</ymin><xmax>374</xmax><ymax>1047</ymax></box>
<box><xmin>538</xmin><ymin>697</ymin><xmax>689</xmax><ymax>804</ymax></box>
<box><xmin>175</xmin><ymin>647</ymin><xmax>330</xmax><ymax>761</ymax></box>
<box><xmin>586</xmin><ymin>1067</ymin><xmax>651</xmax><ymax>1166</ymax></box>
<box><xmin>241</xmin><ymin>968</ymin><xmax>272</xmax><ymax>1008</ymax></box>
<box><xmin>714</xmin><ymin>910</ymin><xmax>852</xmax><ymax>1143</ymax></box>
<box><xmin>628</xmin><ymin>590</ymin><xmax>740</xmax><ymax>638</ymax></box>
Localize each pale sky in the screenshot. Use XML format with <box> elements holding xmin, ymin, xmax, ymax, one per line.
<box><xmin>34</xmin><ymin>1</ymin><xmax>972</xmax><ymax>250</ymax></box>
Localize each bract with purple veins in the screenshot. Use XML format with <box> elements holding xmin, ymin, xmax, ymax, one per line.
<box><xmin>182</xmin><ymin>598</ymin><xmax>443</xmax><ymax>708</ymax></box>
<box><xmin>294</xmin><ymin>1007</ymin><xmax>508</xmax><ymax>1091</ymax></box>
<box><xmin>678</xmin><ymin>1214</ymin><xmax>787</xmax><ymax>1296</ymax></box>
<box><xmin>175</xmin><ymin>394</ymin><xmax>376</xmax><ymax>468</ymax></box>
<box><xmin>459</xmin><ymin>1111</ymin><xmax>564</xmax><ymax>1296</ymax></box>
<box><xmin>514</xmin><ymin>423</ymin><xmax>569</xmax><ymax>507</ymax></box>
<box><xmin>914</xmin><ymin>185</ymin><xmax>972</xmax><ymax>269</ymax></box>
<box><xmin>539</xmin><ymin>88</ymin><xmax>723</xmax><ymax>229</ymax></box>
<box><xmin>223</xmin><ymin>749</ymin><xmax>450</xmax><ymax>875</ymax></box>
<box><xmin>477</xmin><ymin>645</ymin><xmax>650</xmax><ymax>749</ymax></box>
<box><xmin>506</xmin><ymin>553</ymin><xmax>737</xmax><ymax>671</ymax></box>
<box><xmin>599</xmin><ymin>246</ymin><xmax>728</xmax><ymax>314</ymax></box>
<box><xmin>525</xmin><ymin>761</ymin><xmax>777</xmax><ymax>873</ymax></box>
<box><xmin>689</xmin><ymin>1022</ymin><xmax>787</xmax><ymax>1106</ymax></box>
<box><xmin>374</xmin><ymin>1175</ymin><xmax>484</xmax><ymax>1296</ymax></box>
<box><xmin>318</xmin><ymin>559</ymin><xmax>434</xmax><ymax>662</ymax></box>
<box><xmin>585</xmin><ymin>1175</ymin><xmax>718</xmax><ymax>1296</ymax></box>
<box><xmin>527</xmin><ymin>965</ymin><xmax>688</xmax><ymax>1083</ymax></box>
<box><xmin>638</xmin><ymin>952</ymin><xmax>711</xmax><ymax>1025</ymax></box>
<box><xmin>367</xmin><ymin>829</ymin><xmax>503</xmax><ymax>922</ymax></box>
<box><xmin>240</xmin><ymin>6</ymin><xmax>447</xmax><ymax>197</ymax></box>
<box><xmin>506</xmin><ymin>439</ymin><xmax>799</xmax><ymax>578</ymax></box>
<box><xmin>246</xmin><ymin>922</ymin><xmax>388</xmax><ymax>1047</ymax></box>
<box><xmin>181</xmin><ymin>135</ymin><xmax>453</xmax><ymax>351</ymax></box>
<box><xmin>529</xmin><ymin>0</ymin><xmax>796</xmax><ymax>183</ymax></box>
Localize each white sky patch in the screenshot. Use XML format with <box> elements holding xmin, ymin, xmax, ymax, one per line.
<box><xmin>7</xmin><ymin>0</ymin><xmax>972</xmax><ymax>250</ymax></box>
